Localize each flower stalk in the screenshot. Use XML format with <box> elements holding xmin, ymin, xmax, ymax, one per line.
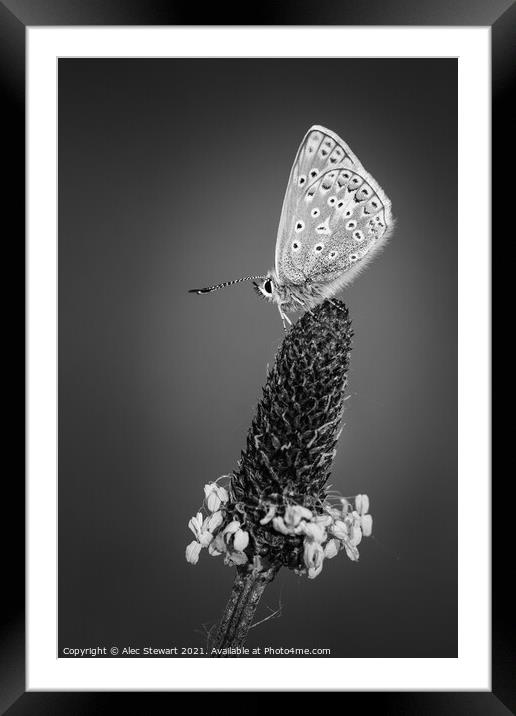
<box><xmin>209</xmin><ymin>565</ymin><xmax>279</xmax><ymax>655</ymax></box>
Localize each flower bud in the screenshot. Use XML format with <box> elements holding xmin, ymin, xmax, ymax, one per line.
<box><xmin>324</xmin><ymin>539</ymin><xmax>339</xmax><ymax>559</ymax></box>
<box><xmin>304</xmin><ymin>540</ymin><xmax>324</xmax><ymax>577</ymax></box>
<box><xmin>185</xmin><ymin>541</ymin><xmax>202</xmax><ymax>565</ymax></box>
<box><xmin>361</xmin><ymin>514</ymin><xmax>373</xmax><ymax>537</ymax></box>
<box><xmin>355</xmin><ymin>494</ymin><xmax>370</xmax><ymax>515</ymax></box>
<box><xmin>204</xmin><ymin>483</ymin><xmax>229</xmax><ymax>512</ymax></box>
<box><xmin>205</xmin><ymin>510</ymin><xmax>224</xmax><ymax>533</ymax></box>
<box><xmin>223</xmin><ymin>520</ymin><xmax>241</xmax><ymax>537</ymax></box>
<box><xmin>233</xmin><ymin>529</ymin><xmax>249</xmax><ymax>552</ymax></box>
<box><xmin>331</xmin><ymin>520</ymin><xmax>348</xmax><ymax>541</ymax></box>
<box><xmin>188</xmin><ymin>512</ymin><xmax>203</xmax><ymax>538</ymax></box>
<box><xmin>350</xmin><ymin>524</ymin><xmax>362</xmax><ymax>546</ymax></box>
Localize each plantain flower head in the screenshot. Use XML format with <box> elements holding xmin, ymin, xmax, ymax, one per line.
<box><xmin>185</xmin><ymin>301</ymin><xmax>374</xmax><ymax>579</ymax></box>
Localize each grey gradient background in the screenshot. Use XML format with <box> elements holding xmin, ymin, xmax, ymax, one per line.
<box><xmin>58</xmin><ymin>58</ymin><xmax>457</xmax><ymax>658</ymax></box>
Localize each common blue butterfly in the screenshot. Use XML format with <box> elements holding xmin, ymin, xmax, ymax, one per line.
<box><xmin>190</xmin><ymin>126</ymin><xmax>393</xmax><ymax>326</ymax></box>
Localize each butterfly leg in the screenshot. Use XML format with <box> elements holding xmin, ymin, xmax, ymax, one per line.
<box><xmin>292</xmin><ymin>293</ymin><xmax>316</xmax><ymax>317</ymax></box>
<box><xmin>278</xmin><ymin>305</ymin><xmax>292</xmax><ymax>330</ymax></box>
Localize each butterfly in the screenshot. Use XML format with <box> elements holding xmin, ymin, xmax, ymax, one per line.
<box><xmin>190</xmin><ymin>125</ymin><xmax>394</xmax><ymax>327</ymax></box>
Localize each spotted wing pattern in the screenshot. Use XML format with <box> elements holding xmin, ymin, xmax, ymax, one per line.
<box><xmin>275</xmin><ymin>126</ymin><xmax>392</xmax><ymax>286</ymax></box>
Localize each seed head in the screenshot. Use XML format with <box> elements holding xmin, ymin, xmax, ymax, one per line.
<box><xmin>186</xmin><ymin>301</ymin><xmax>373</xmax><ymax>578</ymax></box>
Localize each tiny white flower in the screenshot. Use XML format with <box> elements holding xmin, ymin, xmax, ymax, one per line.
<box><xmin>204</xmin><ymin>485</ymin><xmax>220</xmax><ymax>512</ymax></box>
<box><xmin>205</xmin><ymin>510</ymin><xmax>224</xmax><ymax>533</ymax></box>
<box><xmin>188</xmin><ymin>512</ymin><xmax>204</xmax><ymax>539</ymax></box>
<box><xmin>188</xmin><ymin>512</ymin><xmax>213</xmax><ymax>546</ymax></box>
<box><xmin>300</xmin><ymin>521</ymin><xmax>327</xmax><ymax>543</ymax></box>
<box><xmin>324</xmin><ymin>539</ymin><xmax>339</xmax><ymax>559</ymax></box>
<box><xmin>342</xmin><ymin>539</ymin><xmax>360</xmax><ymax>562</ymax></box>
<box><xmin>355</xmin><ymin>494</ymin><xmax>370</xmax><ymax>515</ymax></box>
<box><xmin>198</xmin><ymin>530</ymin><xmax>213</xmax><ymax>547</ymax></box>
<box><xmin>330</xmin><ymin>519</ymin><xmax>348</xmax><ymax>541</ymax></box>
<box><xmin>361</xmin><ymin>514</ymin><xmax>373</xmax><ymax>537</ymax></box>
<box><xmin>233</xmin><ymin>529</ymin><xmax>249</xmax><ymax>552</ymax></box>
<box><xmin>223</xmin><ymin>520</ymin><xmax>241</xmax><ymax>537</ymax></box>
<box><xmin>185</xmin><ymin>540</ymin><xmax>202</xmax><ymax>565</ymax></box>
<box><xmin>217</xmin><ymin>485</ymin><xmax>229</xmax><ymax>503</ymax></box>
<box><xmin>284</xmin><ymin>505</ymin><xmax>313</xmax><ymax>528</ymax></box>
<box><xmin>351</xmin><ymin>523</ymin><xmax>362</xmax><ymax>546</ymax></box>
<box><xmin>272</xmin><ymin>516</ymin><xmax>290</xmax><ymax>535</ymax></box>
<box><xmin>204</xmin><ymin>483</ymin><xmax>229</xmax><ymax>512</ymax></box>
<box><xmin>304</xmin><ymin>541</ymin><xmax>324</xmax><ymax>579</ymax></box>
<box><xmin>293</xmin><ymin>519</ymin><xmax>309</xmax><ymax>535</ymax></box>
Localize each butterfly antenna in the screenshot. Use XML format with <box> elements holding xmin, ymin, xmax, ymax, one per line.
<box><xmin>189</xmin><ymin>275</ymin><xmax>265</xmax><ymax>295</ymax></box>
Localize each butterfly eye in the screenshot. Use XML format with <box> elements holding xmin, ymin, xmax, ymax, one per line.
<box><xmin>295</xmin><ymin>220</ymin><xmax>305</xmax><ymax>232</ymax></box>
<box><xmin>263</xmin><ymin>279</ymin><xmax>274</xmax><ymax>294</ymax></box>
<box><xmin>328</xmin><ymin>196</ymin><xmax>336</xmax><ymax>206</ymax></box>
<box><xmin>292</xmin><ymin>241</ymin><xmax>300</xmax><ymax>251</ymax></box>
<box><xmin>353</xmin><ymin>230</ymin><xmax>364</xmax><ymax>242</ymax></box>
<box><xmin>311</xmin><ymin>208</ymin><xmax>320</xmax><ymax>218</ymax></box>
<box><xmin>309</xmin><ymin>169</ymin><xmax>319</xmax><ymax>179</ymax></box>
<box><xmin>314</xmin><ymin>244</ymin><xmax>324</xmax><ymax>253</ymax></box>
<box><xmin>346</xmin><ymin>220</ymin><xmax>357</xmax><ymax>230</ymax></box>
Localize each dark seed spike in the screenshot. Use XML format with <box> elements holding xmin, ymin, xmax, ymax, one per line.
<box><xmin>232</xmin><ymin>300</ymin><xmax>353</xmax><ymax>510</ymax></box>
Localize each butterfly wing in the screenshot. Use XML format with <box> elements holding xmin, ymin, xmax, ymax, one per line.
<box><xmin>275</xmin><ymin>126</ymin><xmax>392</xmax><ymax>288</ymax></box>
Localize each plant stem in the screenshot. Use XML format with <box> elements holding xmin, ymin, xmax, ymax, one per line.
<box><xmin>210</xmin><ymin>565</ymin><xmax>279</xmax><ymax>655</ymax></box>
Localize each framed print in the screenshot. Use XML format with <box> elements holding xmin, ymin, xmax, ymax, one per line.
<box><xmin>2</xmin><ymin>0</ymin><xmax>510</xmax><ymax>711</ymax></box>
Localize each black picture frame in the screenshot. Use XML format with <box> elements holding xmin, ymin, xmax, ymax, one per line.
<box><xmin>3</xmin><ymin>1</ymin><xmax>508</xmax><ymax>711</ymax></box>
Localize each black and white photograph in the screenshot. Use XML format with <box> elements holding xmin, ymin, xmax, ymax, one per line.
<box><xmin>58</xmin><ymin>57</ymin><xmax>458</xmax><ymax>659</ymax></box>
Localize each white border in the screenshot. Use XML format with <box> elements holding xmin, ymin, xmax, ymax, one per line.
<box><xmin>27</xmin><ymin>27</ymin><xmax>490</xmax><ymax>691</ymax></box>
